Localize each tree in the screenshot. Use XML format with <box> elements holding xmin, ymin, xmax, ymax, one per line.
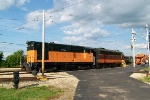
<box><xmin>0</xmin><ymin>51</ymin><xmax>4</xmax><ymax>67</ymax></box>
<box><xmin>0</xmin><ymin>51</ymin><xmax>3</xmax><ymax>60</ymax></box>
<box><xmin>6</xmin><ymin>50</ymin><xmax>25</xmax><ymax>67</ymax></box>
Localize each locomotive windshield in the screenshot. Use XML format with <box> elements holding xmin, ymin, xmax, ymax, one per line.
<box><xmin>26</xmin><ymin>41</ymin><xmax>34</xmax><ymax>47</ymax></box>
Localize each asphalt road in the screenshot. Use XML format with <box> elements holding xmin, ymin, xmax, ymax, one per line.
<box><xmin>67</xmin><ymin>65</ymin><xmax>150</xmax><ymax>100</ymax></box>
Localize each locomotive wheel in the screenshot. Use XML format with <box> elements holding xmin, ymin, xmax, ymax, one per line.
<box><xmin>39</xmin><ymin>68</ymin><xmax>42</xmax><ymax>73</ymax></box>
<box><xmin>107</xmin><ymin>64</ymin><xmax>110</xmax><ymax>68</ymax></box>
<box><xmin>96</xmin><ymin>65</ymin><xmax>100</xmax><ymax>69</ymax></box>
<box><xmin>90</xmin><ymin>65</ymin><xmax>95</xmax><ymax>69</ymax></box>
<box><xmin>21</xmin><ymin>66</ymin><xmax>26</xmax><ymax>71</ymax></box>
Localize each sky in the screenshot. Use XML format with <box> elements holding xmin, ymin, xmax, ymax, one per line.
<box><xmin>0</xmin><ymin>0</ymin><xmax>150</xmax><ymax>58</ymax></box>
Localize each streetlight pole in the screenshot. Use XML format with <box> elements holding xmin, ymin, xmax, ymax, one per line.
<box><xmin>145</xmin><ymin>24</ymin><xmax>150</xmax><ymax>72</ymax></box>
<box><xmin>131</xmin><ymin>28</ymin><xmax>136</xmax><ymax>67</ymax></box>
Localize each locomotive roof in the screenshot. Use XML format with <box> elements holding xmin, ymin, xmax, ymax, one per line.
<box><xmin>26</xmin><ymin>41</ymin><xmax>94</xmax><ymax>49</ymax></box>
<box><xmin>95</xmin><ymin>48</ymin><xmax>123</xmax><ymax>53</ymax></box>
<box><xmin>26</xmin><ymin>41</ymin><xmax>123</xmax><ymax>54</ymax></box>
<box><xmin>49</xmin><ymin>42</ymin><xmax>93</xmax><ymax>48</ymax></box>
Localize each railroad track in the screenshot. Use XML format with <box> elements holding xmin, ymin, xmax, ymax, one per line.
<box><xmin>0</xmin><ymin>70</ymin><xmax>22</xmax><ymax>73</ymax></box>
<box><xmin>0</xmin><ymin>77</ymin><xmax>39</xmax><ymax>82</ymax></box>
<box><xmin>133</xmin><ymin>70</ymin><xmax>149</xmax><ymax>73</ymax></box>
<box><xmin>0</xmin><ymin>71</ymin><xmax>32</xmax><ymax>75</ymax></box>
<box><xmin>0</xmin><ymin>68</ymin><xmax>69</xmax><ymax>83</ymax></box>
<box><xmin>0</xmin><ymin>69</ymin><xmax>38</xmax><ymax>82</ymax></box>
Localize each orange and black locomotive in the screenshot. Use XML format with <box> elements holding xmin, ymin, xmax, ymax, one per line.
<box><xmin>23</xmin><ymin>41</ymin><xmax>124</xmax><ymax>72</ymax></box>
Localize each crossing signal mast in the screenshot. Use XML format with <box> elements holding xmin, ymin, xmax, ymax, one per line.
<box><xmin>145</xmin><ymin>24</ymin><xmax>150</xmax><ymax>73</ymax></box>
<box><xmin>131</xmin><ymin>28</ymin><xmax>136</xmax><ymax>67</ymax></box>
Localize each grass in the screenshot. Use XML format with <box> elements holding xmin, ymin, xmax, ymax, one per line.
<box><xmin>139</xmin><ymin>76</ymin><xmax>150</xmax><ymax>83</ymax></box>
<box><xmin>142</xmin><ymin>67</ymin><xmax>150</xmax><ymax>71</ymax></box>
<box><xmin>139</xmin><ymin>67</ymin><xmax>150</xmax><ymax>83</ymax></box>
<box><xmin>0</xmin><ymin>86</ymin><xmax>63</xmax><ymax>100</ymax></box>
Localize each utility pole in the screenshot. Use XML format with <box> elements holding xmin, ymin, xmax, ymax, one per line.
<box><xmin>42</xmin><ymin>10</ymin><xmax>45</xmax><ymax>76</ymax></box>
<box><xmin>20</xmin><ymin>56</ymin><xmax>21</xmax><ymax>68</ymax></box>
<box><xmin>145</xmin><ymin>24</ymin><xmax>150</xmax><ymax>72</ymax></box>
<box><xmin>131</xmin><ymin>28</ymin><xmax>136</xmax><ymax>67</ymax></box>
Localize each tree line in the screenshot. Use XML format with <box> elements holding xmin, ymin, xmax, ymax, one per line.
<box><xmin>0</xmin><ymin>50</ymin><xmax>26</xmax><ymax>68</ymax></box>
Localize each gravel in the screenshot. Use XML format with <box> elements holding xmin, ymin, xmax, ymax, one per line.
<box><xmin>2</xmin><ymin>68</ymin><xmax>150</xmax><ymax>99</ymax></box>
<box><xmin>130</xmin><ymin>72</ymin><xmax>150</xmax><ymax>85</ymax></box>
<box><xmin>130</xmin><ymin>73</ymin><xmax>146</xmax><ymax>79</ymax></box>
<box><xmin>0</xmin><ymin>68</ymin><xmax>79</xmax><ymax>100</ymax></box>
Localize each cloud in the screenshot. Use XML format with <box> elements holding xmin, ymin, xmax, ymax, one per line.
<box><xmin>3</xmin><ymin>52</ymin><xmax>12</xmax><ymax>58</ymax></box>
<box><xmin>99</xmin><ymin>0</ymin><xmax>150</xmax><ymax>28</ymax></box>
<box><xmin>24</xmin><ymin>0</ymin><xmax>150</xmax><ymax>55</ymax></box>
<box><xmin>62</xmin><ymin>27</ymin><xmax>87</xmax><ymax>35</ymax></box>
<box><xmin>63</xmin><ymin>36</ymin><xmax>86</xmax><ymax>43</ymax></box>
<box><xmin>25</xmin><ymin>0</ymin><xmax>150</xmax><ymax>33</ymax></box>
<box><xmin>0</xmin><ymin>43</ymin><xmax>16</xmax><ymax>58</ymax></box>
<box><xmin>84</xmin><ymin>28</ymin><xmax>109</xmax><ymax>39</ymax></box>
<box><xmin>62</xmin><ymin>36</ymin><xmax>100</xmax><ymax>47</ymax></box>
<box><xmin>50</xmin><ymin>0</ymin><xmax>150</xmax><ymax>28</ymax></box>
<box><xmin>24</xmin><ymin>10</ymin><xmax>42</xmax><ymax>29</ymax></box>
<box><xmin>61</xmin><ymin>24</ymin><xmax>110</xmax><ymax>42</ymax></box>
<box><xmin>0</xmin><ymin>0</ymin><xmax>15</xmax><ymax>10</ymax></box>
<box><xmin>16</xmin><ymin>0</ymin><xmax>30</xmax><ymax>7</ymax></box>
<box><xmin>124</xmin><ymin>43</ymin><xmax>147</xmax><ymax>49</ymax></box>
<box><xmin>0</xmin><ymin>0</ymin><xmax>29</xmax><ymax>10</ymax></box>
<box><xmin>60</xmin><ymin>15</ymin><xmax>73</xmax><ymax>22</ymax></box>
<box><xmin>135</xmin><ymin>43</ymin><xmax>147</xmax><ymax>49</ymax></box>
<box><xmin>0</xmin><ymin>43</ymin><xmax>10</xmax><ymax>48</ymax></box>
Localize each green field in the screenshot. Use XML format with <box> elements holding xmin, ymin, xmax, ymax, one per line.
<box><xmin>0</xmin><ymin>86</ymin><xmax>63</xmax><ymax>100</ymax></box>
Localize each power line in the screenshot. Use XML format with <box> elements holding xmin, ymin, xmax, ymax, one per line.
<box><xmin>47</xmin><ymin>0</ymin><xmax>88</xmax><ymax>14</ymax></box>
<box><xmin>0</xmin><ymin>20</ymin><xmax>38</xmax><ymax>32</ymax></box>
<box><xmin>135</xmin><ymin>33</ymin><xmax>146</xmax><ymax>40</ymax></box>
<box><xmin>0</xmin><ymin>0</ymin><xmax>88</xmax><ymax>33</ymax></box>
<box><xmin>1</xmin><ymin>9</ymin><xmax>28</xmax><ymax>12</ymax></box>
<box><xmin>0</xmin><ymin>42</ymin><xmax>26</xmax><ymax>46</ymax></box>
<box><xmin>0</xmin><ymin>34</ymin><xmax>30</xmax><ymax>40</ymax></box>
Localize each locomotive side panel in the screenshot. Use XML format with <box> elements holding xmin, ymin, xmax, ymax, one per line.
<box><xmin>48</xmin><ymin>43</ymin><xmax>93</xmax><ymax>63</ymax></box>
<box><xmin>49</xmin><ymin>51</ymin><xmax>74</xmax><ymax>62</ymax></box>
<box><xmin>104</xmin><ymin>54</ymin><xmax>122</xmax><ymax>63</ymax></box>
<box><xmin>48</xmin><ymin>51</ymin><xmax>93</xmax><ymax>63</ymax></box>
<box><xmin>73</xmin><ymin>52</ymin><xmax>93</xmax><ymax>62</ymax></box>
<box><xmin>26</xmin><ymin>50</ymin><xmax>37</xmax><ymax>63</ymax></box>
<box><xmin>97</xmin><ymin>48</ymin><xmax>123</xmax><ymax>67</ymax></box>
